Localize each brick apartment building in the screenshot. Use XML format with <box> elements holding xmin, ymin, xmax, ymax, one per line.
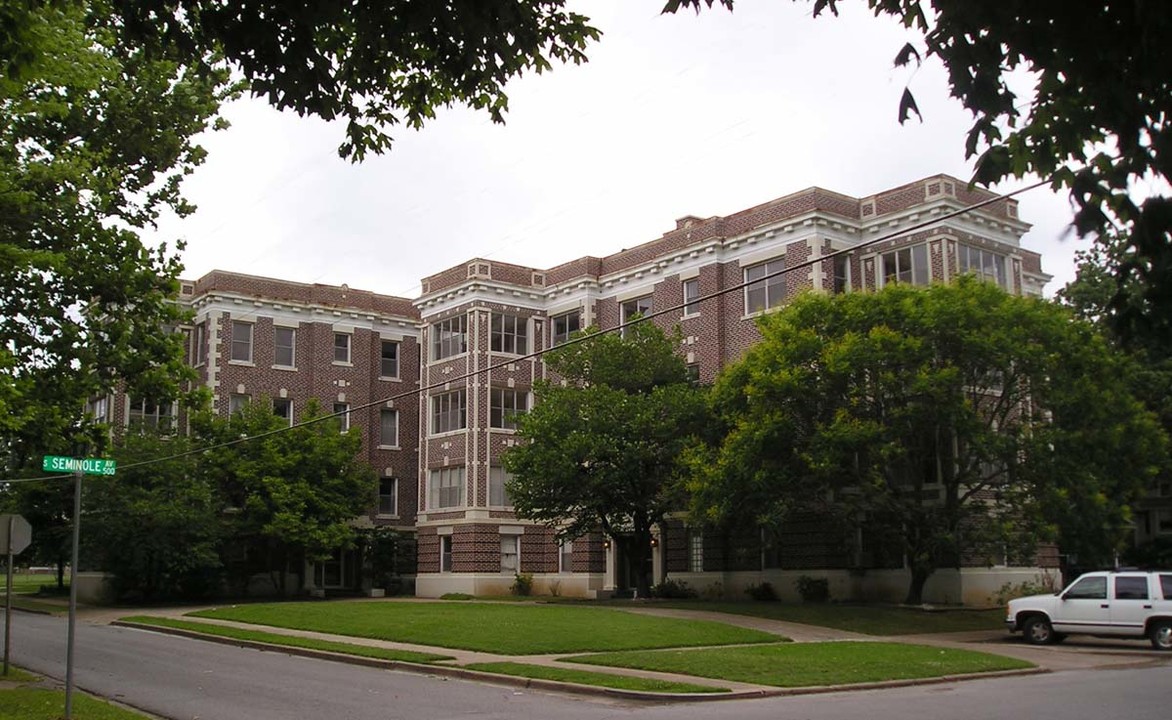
<box><xmin>100</xmin><ymin>173</ymin><xmax>1063</xmax><ymax>604</ymax></box>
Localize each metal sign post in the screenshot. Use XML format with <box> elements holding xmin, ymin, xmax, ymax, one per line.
<box><xmin>1</xmin><ymin>513</ymin><xmax>32</xmax><ymax>677</ymax></box>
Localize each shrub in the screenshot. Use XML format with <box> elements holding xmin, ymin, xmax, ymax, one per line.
<box><xmin>701</xmin><ymin>581</ymin><xmax>724</xmax><ymax>600</ymax></box>
<box><xmin>511</xmin><ymin>572</ymin><xmax>534</xmax><ymax>596</ymax></box>
<box><xmin>796</xmin><ymin>575</ymin><xmax>830</xmax><ymax>603</ymax></box>
<box><xmin>650</xmin><ymin>579</ymin><xmax>696</xmax><ymax>599</ymax></box>
<box><xmin>440</xmin><ymin>593</ymin><xmax>474</xmax><ymax>600</ymax></box>
<box><xmin>745</xmin><ymin>582</ymin><xmax>779</xmax><ymax>601</ymax></box>
<box><xmin>987</xmin><ymin>572</ymin><xmax>1060</xmax><ymax>605</ymax></box>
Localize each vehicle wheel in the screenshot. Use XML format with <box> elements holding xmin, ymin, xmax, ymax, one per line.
<box><xmin>1150</xmin><ymin>621</ymin><xmax>1172</xmax><ymax>651</ymax></box>
<box><xmin>1023</xmin><ymin>615</ymin><xmax>1056</xmax><ymax>645</ymax></box>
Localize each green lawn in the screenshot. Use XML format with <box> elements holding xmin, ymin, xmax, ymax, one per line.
<box><xmin>1</xmin><ymin>668</ymin><xmax>151</xmax><ymax>720</ymax></box>
<box><xmin>120</xmin><ymin>616</ymin><xmax>453</xmax><ymax>664</ymax></box>
<box><xmin>566</xmin><ymin>642</ymin><xmax>1033</xmax><ymax>687</ymax></box>
<box><xmin>464</xmin><ymin>662</ymin><xmax>730</xmax><ymax>694</ymax></box>
<box><xmin>191</xmin><ymin>601</ymin><xmax>783</xmax><ymax>654</ymax></box>
<box><xmin>2</xmin><ymin>573</ymin><xmax>60</xmax><ymax>595</ymax></box>
<box><xmin>646</xmin><ymin>601</ymin><xmax>1005</xmax><ymax>635</ymax></box>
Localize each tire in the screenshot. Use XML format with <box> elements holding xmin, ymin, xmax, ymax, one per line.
<box><xmin>1023</xmin><ymin>615</ymin><xmax>1056</xmax><ymax>646</ymax></box>
<box><xmin>1150</xmin><ymin>621</ymin><xmax>1172</xmax><ymax>651</ymax></box>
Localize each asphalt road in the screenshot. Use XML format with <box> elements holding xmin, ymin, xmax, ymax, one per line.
<box><xmin>7</xmin><ymin>610</ymin><xmax>1172</xmax><ymax>720</ymax></box>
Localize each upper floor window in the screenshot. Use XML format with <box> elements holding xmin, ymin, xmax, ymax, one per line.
<box><xmin>432</xmin><ymin>316</ymin><xmax>467</xmax><ymax>360</ymax></box>
<box><xmin>431</xmin><ymin>389</ymin><xmax>466</xmax><ymax>434</ymax></box>
<box><xmin>229</xmin><ymin>393</ymin><xmax>250</xmax><ymax>416</ymax></box>
<box><xmin>881</xmin><ymin>244</ymin><xmax>929</xmax><ymax>286</ymax></box>
<box><xmin>379</xmin><ymin>408</ymin><xmax>399</xmax><ymax>447</ymax></box>
<box><xmin>230</xmin><ymin>321</ymin><xmax>253</xmax><ymax>362</ymax></box>
<box><xmin>491</xmin><ymin>314</ymin><xmax>528</xmax><ymax>355</ymax></box>
<box><xmin>190</xmin><ymin>323</ymin><xmax>205</xmax><ymax>366</ymax></box>
<box><xmin>831</xmin><ymin>254</ymin><xmax>851</xmax><ymax>294</ymax></box>
<box><xmin>745</xmin><ymin>258</ymin><xmax>786</xmax><ymax>313</ymax></box>
<box><xmin>489</xmin><ymin>466</ymin><xmax>514</xmax><ymax>507</ymax></box>
<box><xmin>683</xmin><ymin>278</ymin><xmax>700</xmax><ymax>316</ymax></box>
<box><xmin>957</xmin><ymin>244</ymin><xmax>1008</xmax><ymax>288</ymax></box>
<box><xmin>490</xmin><ymin>388</ymin><xmax>529</xmax><ymax>430</ymax></box>
<box><xmin>274</xmin><ymin>327</ymin><xmax>296</xmax><ymax>367</ymax></box>
<box><xmin>128</xmin><ymin>398</ymin><xmax>173</xmax><ymax>432</ymax></box>
<box><xmin>378</xmin><ymin>477</ymin><xmax>397</xmax><ymax>516</ymax></box>
<box><xmin>430</xmin><ymin>467</ymin><xmax>465</xmax><ymax>509</ymax></box>
<box><xmin>87</xmin><ymin>396</ymin><xmax>109</xmax><ymax>425</ymax></box>
<box><xmin>552</xmin><ymin>310</ymin><xmax>581</xmax><ymax>346</ymax></box>
<box><xmin>333</xmin><ymin>332</ymin><xmax>351</xmax><ymax>363</ymax></box>
<box><xmin>272</xmin><ymin>397</ymin><xmax>293</xmax><ymax>426</ymax></box>
<box><xmin>621</xmin><ymin>296</ymin><xmax>652</xmax><ymax>336</ymax></box>
<box><xmin>380</xmin><ymin>340</ymin><xmax>399</xmax><ymax>378</ymax></box>
<box><xmin>333</xmin><ymin>402</ymin><xmax>350</xmax><ymax>432</ymax></box>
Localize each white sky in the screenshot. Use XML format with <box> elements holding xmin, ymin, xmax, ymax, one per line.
<box><xmin>149</xmin><ymin>0</ymin><xmax>1088</xmax><ymax>300</ymax></box>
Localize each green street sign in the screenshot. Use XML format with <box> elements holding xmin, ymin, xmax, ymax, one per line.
<box><xmin>41</xmin><ymin>456</ymin><xmax>117</xmax><ymax>476</ymax></box>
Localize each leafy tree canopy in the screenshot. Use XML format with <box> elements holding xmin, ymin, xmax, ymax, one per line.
<box><xmin>504</xmin><ymin>321</ymin><xmax>707</xmax><ymax>598</ymax></box>
<box><xmin>689</xmin><ymin>279</ymin><xmax>1166</xmax><ymax>603</ymax></box>
<box><xmin>668</xmin><ymin>0</ymin><xmax>1172</xmax><ymax>350</ymax></box>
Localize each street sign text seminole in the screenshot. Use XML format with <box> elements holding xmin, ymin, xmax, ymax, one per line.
<box><xmin>41</xmin><ymin>456</ymin><xmax>117</xmax><ymax>476</ymax></box>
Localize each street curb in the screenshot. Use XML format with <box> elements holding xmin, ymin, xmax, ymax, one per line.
<box><xmin>111</xmin><ymin>620</ymin><xmax>1049</xmax><ymax>702</ymax></box>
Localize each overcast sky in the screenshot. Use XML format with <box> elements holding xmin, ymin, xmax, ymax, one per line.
<box><xmin>147</xmin><ymin>0</ymin><xmax>1088</xmax><ymax>300</ymax></box>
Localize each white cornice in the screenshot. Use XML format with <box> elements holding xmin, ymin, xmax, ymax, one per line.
<box><xmin>190</xmin><ymin>292</ymin><xmax>419</xmax><ymax>335</ymax></box>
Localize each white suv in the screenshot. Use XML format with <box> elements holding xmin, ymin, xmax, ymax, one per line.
<box><xmin>1006</xmin><ymin>570</ymin><xmax>1172</xmax><ymax>650</ymax></box>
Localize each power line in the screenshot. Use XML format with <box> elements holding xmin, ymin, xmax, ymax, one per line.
<box><xmin>4</xmin><ymin>176</ymin><xmax>1053</xmax><ymax>485</ymax></box>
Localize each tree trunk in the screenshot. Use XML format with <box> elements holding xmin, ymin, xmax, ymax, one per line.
<box><xmin>631</xmin><ymin>529</ymin><xmax>653</xmax><ymax>600</ymax></box>
<box><xmin>905</xmin><ymin>564</ymin><xmax>933</xmax><ymax>605</ymax></box>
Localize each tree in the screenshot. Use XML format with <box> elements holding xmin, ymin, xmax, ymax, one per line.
<box><xmin>197</xmin><ymin>401</ymin><xmax>377</xmax><ymax>595</ymax></box>
<box><xmin>689</xmin><ymin>279</ymin><xmax>1166</xmax><ymax>604</ymax></box>
<box><xmin>503</xmin><ymin>321</ymin><xmax>707</xmax><ymax>599</ymax></box>
<box><xmin>668</xmin><ymin>0</ymin><xmax>1172</xmax><ymax>350</ymax></box>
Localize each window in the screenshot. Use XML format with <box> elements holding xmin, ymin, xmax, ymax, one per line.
<box><xmin>686</xmin><ymin>363</ymin><xmax>700</xmax><ymax>384</ymax></box>
<box><xmin>881</xmin><ymin>244</ymin><xmax>929</xmax><ymax>286</ymax></box>
<box><xmin>228</xmin><ymin>393</ymin><xmax>250</xmax><ymax>415</ymax></box>
<box><xmin>559</xmin><ymin>540</ymin><xmax>573</xmax><ymax>573</ymax></box>
<box><xmin>501</xmin><ymin>535</ymin><xmax>519</xmax><ymax>573</ymax></box>
<box><xmin>621</xmin><ymin>296</ymin><xmax>652</xmax><ymax>337</ymax></box>
<box><xmin>431</xmin><ymin>390</ymin><xmax>466</xmax><ymax>434</ymax></box>
<box><xmin>491</xmin><ymin>314</ymin><xmax>528</xmax><ymax>355</ymax></box>
<box><xmin>1156</xmin><ymin>509</ymin><xmax>1172</xmax><ymax>535</ymax></box>
<box><xmin>682</xmin><ymin>278</ymin><xmax>700</xmax><ymax>316</ymax></box>
<box><xmin>440</xmin><ymin>536</ymin><xmax>453</xmax><ymax>572</ymax></box>
<box><xmin>1161</xmin><ymin>575</ymin><xmax>1172</xmax><ymax>600</ymax></box>
<box><xmin>689</xmin><ymin>531</ymin><xmax>704</xmax><ymax>573</ymax></box>
<box><xmin>432</xmin><ymin>316</ymin><xmax>467</xmax><ymax>360</ymax></box>
<box><xmin>190</xmin><ymin>323</ymin><xmax>205</xmax><ymax>366</ymax></box>
<box><xmin>380</xmin><ymin>340</ymin><xmax>399</xmax><ymax>378</ymax></box>
<box><xmin>379</xmin><ymin>409</ymin><xmax>398</xmax><ymax>447</ymax></box>
<box><xmin>489</xmin><ymin>466</ymin><xmax>513</xmax><ymax>507</ymax></box>
<box><xmin>552</xmin><ymin>310</ymin><xmax>581</xmax><ymax>346</ymax></box>
<box><xmin>128</xmin><ymin>399</ymin><xmax>173</xmax><ymax>431</ymax></box>
<box><xmin>87</xmin><ymin>396</ymin><xmax>109</xmax><ymax>425</ymax></box>
<box><xmin>1115</xmin><ymin>576</ymin><xmax>1149</xmax><ymax>600</ymax></box>
<box><xmin>333</xmin><ymin>402</ymin><xmax>350</xmax><ymax>432</ymax></box>
<box><xmin>745</xmin><ymin>258</ymin><xmax>786</xmax><ymax>313</ymax></box>
<box><xmin>957</xmin><ymin>244</ymin><xmax>1008</xmax><ymax>288</ymax></box>
<box><xmin>378</xmin><ymin>478</ymin><xmax>397</xmax><ymax>516</ymax></box>
<box><xmin>230</xmin><ymin>321</ymin><xmax>253</xmax><ymax>362</ymax></box>
<box><xmin>832</xmin><ymin>254</ymin><xmax>851</xmax><ymax>294</ymax></box>
<box><xmin>333</xmin><ymin>332</ymin><xmax>351</xmax><ymax>363</ymax></box>
<box><xmin>490</xmin><ymin>388</ymin><xmax>528</xmax><ymax>430</ymax></box>
<box><xmin>430</xmin><ymin>467</ymin><xmax>465</xmax><ymax>508</ymax></box>
<box><xmin>274</xmin><ymin>327</ymin><xmax>295</xmax><ymax>367</ymax></box>
<box><xmin>272</xmin><ymin>397</ymin><xmax>293</xmax><ymax>426</ymax></box>
<box><xmin>1064</xmin><ymin>576</ymin><xmax>1107</xmax><ymax>600</ymax></box>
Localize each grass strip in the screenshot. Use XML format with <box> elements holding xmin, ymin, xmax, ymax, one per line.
<box><xmin>1</xmin><ymin>596</ymin><xmax>67</xmax><ymax>615</ymax></box>
<box><xmin>190</xmin><ymin>601</ymin><xmax>781</xmax><ymax>655</ymax></box>
<box><xmin>0</xmin><ymin>688</ymin><xmax>150</xmax><ymax>719</ymax></box>
<box><xmin>646</xmin><ymin>601</ymin><xmax>1005</xmax><ymax>635</ymax></box>
<box><xmin>0</xmin><ymin>667</ymin><xmax>39</xmax><ymax>683</ymax></box>
<box><xmin>464</xmin><ymin>662</ymin><xmax>730</xmax><ymax>694</ymax></box>
<box><xmin>121</xmin><ymin>616</ymin><xmax>452</xmax><ymax>664</ymax></box>
<box><xmin>565</xmin><ymin>641</ymin><xmax>1033</xmax><ymax>687</ymax></box>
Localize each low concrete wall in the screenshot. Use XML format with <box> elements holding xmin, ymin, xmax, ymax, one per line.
<box><xmin>75</xmin><ymin>572</ymin><xmax>115</xmax><ymax>605</ymax></box>
<box><xmin>415</xmin><ymin>573</ymin><xmax>605</xmax><ymax>599</ymax></box>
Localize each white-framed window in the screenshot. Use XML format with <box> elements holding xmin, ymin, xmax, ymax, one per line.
<box><xmin>229</xmin><ymin>393</ymin><xmax>250</xmax><ymax>415</ymax></box>
<box><xmin>881</xmin><ymin>244</ymin><xmax>930</xmax><ymax>286</ymax></box>
<box><xmin>333</xmin><ymin>332</ymin><xmax>351</xmax><ymax>363</ymax></box>
<box><xmin>431</xmin><ymin>389</ymin><xmax>466</xmax><ymax>434</ymax></box>
<box><xmin>333</xmin><ymin>402</ymin><xmax>350</xmax><ymax>432</ymax></box>
<box><xmin>745</xmin><ymin>258</ymin><xmax>786</xmax><ymax>313</ymax></box>
<box><xmin>380</xmin><ymin>340</ymin><xmax>399</xmax><ymax>378</ymax></box>
<box><xmin>190</xmin><ymin>323</ymin><xmax>205</xmax><ymax>366</ymax></box>
<box><xmin>230</xmin><ymin>321</ymin><xmax>253</xmax><ymax>362</ymax></box>
<box><xmin>501</xmin><ymin>535</ymin><xmax>519</xmax><ymax>573</ymax></box>
<box><xmin>831</xmin><ymin>254</ymin><xmax>851</xmax><ymax>294</ymax></box>
<box><xmin>440</xmin><ymin>535</ymin><xmax>453</xmax><ymax>572</ymax></box>
<box><xmin>957</xmin><ymin>243</ymin><xmax>1008</xmax><ymax>288</ymax></box>
<box><xmin>489</xmin><ymin>466</ymin><xmax>513</xmax><ymax>507</ymax></box>
<box><xmin>1156</xmin><ymin>509</ymin><xmax>1172</xmax><ymax>536</ymax></box>
<box><xmin>689</xmin><ymin>531</ymin><xmax>704</xmax><ymax>573</ymax></box>
<box><xmin>490</xmin><ymin>388</ymin><xmax>528</xmax><ymax>430</ymax></box>
<box><xmin>379</xmin><ymin>408</ymin><xmax>399</xmax><ymax>447</ymax></box>
<box><xmin>430</xmin><ymin>467</ymin><xmax>465</xmax><ymax>509</ymax></box>
<box><xmin>128</xmin><ymin>398</ymin><xmax>173</xmax><ymax>432</ymax></box>
<box><xmin>274</xmin><ymin>326</ymin><xmax>296</xmax><ymax>367</ymax></box>
<box><xmin>432</xmin><ymin>316</ymin><xmax>467</xmax><ymax>360</ymax></box>
<box><xmin>272</xmin><ymin>397</ymin><xmax>293</xmax><ymax>426</ymax></box>
<box><xmin>559</xmin><ymin>540</ymin><xmax>573</xmax><ymax>573</ymax></box>
<box><xmin>491</xmin><ymin>314</ymin><xmax>528</xmax><ymax>355</ymax></box>
<box><xmin>378</xmin><ymin>477</ymin><xmax>397</xmax><ymax>516</ymax></box>
<box><xmin>682</xmin><ymin>278</ymin><xmax>700</xmax><ymax>316</ymax></box>
<box><xmin>621</xmin><ymin>296</ymin><xmax>652</xmax><ymax>337</ymax></box>
<box><xmin>552</xmin><ymin>310</ymin><xmax>581</xmax><ymax>346</ymax></box>
<box><xmin>87</xmin><ymin>396</ymin><xmax>109</xmax><ymax>425</ymax></box>
<box><xmin>686</xmin><ymin>363</ymin><xmax>700</xmax><ymax>384</ymax></box>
